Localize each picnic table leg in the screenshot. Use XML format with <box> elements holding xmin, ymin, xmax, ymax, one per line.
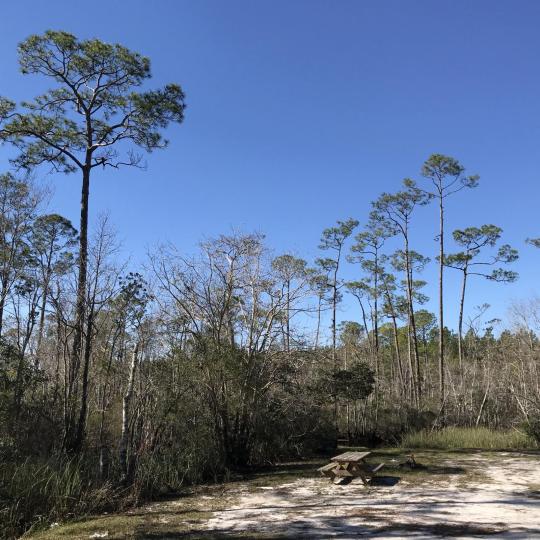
<box><xmin>329</xmin><ymin>459</ymin><xmax>377</xmax><ymax>485</ymax></box>
<box><xmin>357</xmin><ymin>471</ymin><xmax>369</xmax><ymax>485</ymax></box>
<box><xmin>330</xmin><ymin>464</ymin><xmax>340</xmax><ymax>481</ymax></box>
<box><xmin>346</xmin><ymin>463</ymin><xmax>367</xmax><ymax>485</ymax></box>
<box><xmin>332</xmin><ymin>463</ymin><xmax>351</xmax><ymax>484</ymax></box>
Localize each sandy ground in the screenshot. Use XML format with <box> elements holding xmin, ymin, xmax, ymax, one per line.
<box><xmin>205</xmin><ymin>453</ymin><xmax>540</xmax><ymax>539</ymax></box>
<box><xmin>28</xmin><ymin>451</ymin><xmax>540</xmax><ymax>539</ymax></box>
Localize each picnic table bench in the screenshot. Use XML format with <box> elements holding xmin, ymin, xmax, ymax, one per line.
<box><xmin>318</xmin><ymin>451</ymin><xmax>384</xmax><ymax>485</ymax></box>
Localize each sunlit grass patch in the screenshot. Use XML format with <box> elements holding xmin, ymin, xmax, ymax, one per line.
<box><xmin>24</xmin><ymin>499</ymin><xmax>218</xmax><ymax>539</ymax></box>
<box><xmin>401</xmin><ymin>427</ymin><xmax>537</xmax><ymax>450</ymax></box>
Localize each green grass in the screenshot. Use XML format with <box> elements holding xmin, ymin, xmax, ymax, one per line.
<box><xmin>24</xmin><ymin>482</ymin><xmax>237</xmax><ymax>540</ymax></box>
<box><xmin>0</xmin><ymin>457</ymin><xmax>118</xmax><ymax>539</ymax></box>
<box><xmin>402</xmin><ymin>426</ymin><xmax>537</xmax><ymax>450</ymax></box>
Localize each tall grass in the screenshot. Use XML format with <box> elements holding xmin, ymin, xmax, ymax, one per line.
<box><xmin>0</xmin><ymin>446</ymin><xmax>222</xmax><ymax>539</ymax></box>
<box><xmin>402</xmin><ymin>426</ymin><xmax>537</xmax><ymax>450</ymax></box>
<box><xmin>0</xmin><ymin>457</ymin><xmax>117</xmax><ymax>539</ymax></box>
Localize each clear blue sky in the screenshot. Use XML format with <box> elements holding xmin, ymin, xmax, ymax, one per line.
<box><xmin>1</xmin><ymin>1</ymin><xmax>539</xmax><ymax>334</ymax></box>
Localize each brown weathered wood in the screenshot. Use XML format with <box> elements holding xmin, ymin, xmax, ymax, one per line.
<box><xmin>333</xmin><ymin>468</ymin><xmax>354</xmax><ymax>477</ymax></box>
<box><xmin>318</xmin><ymin>462</ymin><xmax>338</xmax><ymax>478</ymax></box>
<box><xmin>319</xmin><ymin>452</ymin><xmax>383</xmax><ymax>485</ymax></box>
<box><xmin>331</xmin><ymin>451</ymin><xmax>371</xmax><ymax>463</ymax></box>
<box><xmin>318</xmin><ymin>462</ymin><xmax>338</xmax><ymax>472</ymax></box>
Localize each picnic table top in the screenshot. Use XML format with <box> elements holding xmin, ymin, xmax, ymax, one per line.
<box><xmin>331</xmin><ymin>451</ymin><xmax>371</xmax><ymax>463</ymax></box>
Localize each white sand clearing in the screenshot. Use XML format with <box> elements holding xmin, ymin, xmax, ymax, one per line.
<box><xmin>206</xmin><ymin>453</ymin><xmax>540</xmax><ymax>538</ymax></box>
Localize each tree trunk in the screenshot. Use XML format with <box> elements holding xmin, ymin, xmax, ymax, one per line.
<box><xmin>119</xmin><ymin>341</ymin><xmax>140</xmax><ymax>484</ymax></box>
<box><xmin>386</xmin><ymin>290</ymin><xmax>404</xmax><ymax>390</ymax></box>
<box><xmin>331</xmin><ymin>259</ymin><xmax>339</xmax><ymax>438</ymax></box>
<box><xmin>286</xmin><ymin>279</ymin><xmax>290</xmax><ymax>353</ymax></box>
<box><xmin>438</xmin><ymin>193</ymin><xmax>445</xmax><ymax>409</ymax></box>
<box><xmin>373</xmin><ymin>254</ymin><xmax>380</xmax><ymax>394</ymax></box>
<box><xmin>404</xmin><ymin>233</ymin><xmax>421</xmax><ymax>406</ymax></box>
<box><xmin>73</xmin><ymin>306</ymin><xmax>95</xmax><ymax>453</ymax></box>
<box><xmin>315</xmin><ymin>295</ymin><xmax>322</xmax><ymax>348</ymax></box>
<box><xmin>35</xmin><ymin>277</ymin><xmax>50</xmax><ymax>368</ymax></box>
<box><xmin>332</xmin><ymin>267</ymin><xmax>338</xmax><ymax>370</ymax></box>
<box><xmin>0</xmin><ymin>284</ymin><xmax>7</xmax><ymax>339</ymax></box>
<box><xmin>457</xmin><ymin>268</ymin><xmax>468</xmax><ymax>372</ymax></box>
<box><xmin>65</xmin><ymin>165</ymin><xmax>90</xmax><ymax>454</ymax></box>
<box><xmin>36</xmin><ymin>241</ymin><xmax>54</xmax><ymax>366</ymax></box>
<box><xmin>373</xmin><ymin>254</ymin><xmax>379</xmax><ymax>353</ymax></box>
<box><xmin>475</xmin><ymin>378</ymin><xmax>490</xmax><ymax>426</ymax></box>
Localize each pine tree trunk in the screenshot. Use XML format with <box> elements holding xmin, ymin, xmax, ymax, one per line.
<box><xmin>457</xmin><ymin>269</ymin><xmax>468</xmax><ymax>372</ymax></box>
<box><xmin>404</xmin><ymin>233</ymin><xmax>421</xmax><ymax>406</ymax></box>
<box><xmin>438</xmin><ymin>193</ymin><xmax>445</xmax><ymax>409</ymax></box>
<box><xmin>315</xmin><ymin>295</ymin><xmax>321</xmax><ymax>348</ymax></box>
<box><xmin>286</xmin><ymin>279</ymin><xmax>290</xmax><ymax>353</ymax></box>
<box><xmin>73</xmin><ymin>307</ymin><xmax>94</xmax><ymax>453</ymax></box>
<box><xmin>65</xmin><ymin>164</ymin><xmax>90</xmax><ymax>454</ymax></box>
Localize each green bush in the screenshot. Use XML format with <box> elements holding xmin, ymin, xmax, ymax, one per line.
<box><xmin>372</xmin><ymin>407</ymin><xmax>436</xmax><ymax>444</ymax></box>
<box><xmin>523</xmin><ymin>418</ymin><xmax>540</xmax><ymax>444</ymax></box>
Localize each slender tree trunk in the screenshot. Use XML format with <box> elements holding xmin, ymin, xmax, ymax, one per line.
<box><xmin>36</xmin><ymin>243</ymin><xmax>54</xmax><ymax>365</ymax></box>
<box><xmin>52</xmin><ymin>308</ymin><xmax>63</xmax><ymax>406</ymax></box>
<box><xmin>0</xmin><ymin>285</ymin><xmax>7</xmax><ymax>339</ymax></box>
<box><xmin>315</xmin><ymin>295</ymin><xmax>322</xmax><ymax>348</ymax></box>
<box><xmin>406</xmin><ymin>324</ymin><xmax>414</xmax><ymax>403</ymax></box>
<box><xmin>386</xmin><ymin>291</ymin><xmax>404</xmax><ymax>390</ymax></box>
<box><xmin>373</xmin><ymin>254</ymin><xmax>379</xmax><ymax>353</ymax></box>
<box><xmin>35</xmin><ymin>275</ymin><xmax>51</xmax><ymax>368</ymax></box>
<box><xmin>438</xmin><ymin>192</ymin><xmax>445</xmax><ymax>408</ymax></box>
<box><xmin>422</xmin><ymin>329</ymin><xmax>430</xmax><ymax>394</ymax></box>
<box><xmin>344</xmin><ymin>346</ymin><xmax>350</xmax><ymax>441</ymax></box>
<box><xmin>457</xmin><ymin>268</ymin><xmax>468</xmax><ymax>372</ymax></box>
<box><xmin>357</xmin><ymin>296</ymin><xmax>371</xmax><ymax>351</ymax></box>
<box><xmin>332</xmin><ymin>269</ymin><xmax>338</xmax><ymax>436</ymax></box>
<box><xmin>404</xmin><ymin>233</ymin><xmax>421</xmax><ymax>406</ymax></box>
<box><xmin>36</xmin><ymin>289</ymin><xmax>48</xmax><ymax>364</ymax></box>
<box><xmin>286</xmin><ymin>279</ymin><xmax>290</xmax><ymax>353</ymax></box>
<box><xmin>410</xmin><ymin>310</ymin><xmax>421</xmax><ymax>405</ymax></box>
<box><xmin>475</xmin><ymin>378</ymin><xmax>490</xmax><ymax>426</ymax></box>
<box><xmin>119</xmin><ymin>341</ymin><xmax>140</xmax><ymax>484</ymax></box>
<box><xmin>332</xmin><ymin>267</ymin><xmax>338</xmax><ymax>370</ymax></box>
<box><xmin>331</xmin><ymin>250</ymin><xmax>341</xmax><ymax>439</ymax></box>
<box><xmin>373</xmin><ymin>254</ymin><xmax>380</xmax><ymax>389</ymax></box>
<box><xmin>392</xmin><ymin>316</ymin><xmax>404</xmax><ymax>387</ymax></box>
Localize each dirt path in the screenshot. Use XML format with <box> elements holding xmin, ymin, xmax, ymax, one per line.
<box><xmin>28</xmin><ymin>451</ymin><xmax>540</xmax><ymax>539</ymax></box>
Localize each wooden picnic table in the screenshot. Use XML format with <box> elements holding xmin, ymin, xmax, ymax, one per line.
<box><xmin>331</xmin><ymin>451</ymin><xmax>371</xmax><ymax>464</ymax></box>
<box><xmin>318</xmin><ymin>450</ymin><xmax>384</xmax><ymax>485</ymax></box>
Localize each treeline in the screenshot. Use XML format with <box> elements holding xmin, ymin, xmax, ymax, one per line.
<box><xmin>1</xmin><ymin>30</ymin><xmax>540</xmax><ymax>539</ymax></box>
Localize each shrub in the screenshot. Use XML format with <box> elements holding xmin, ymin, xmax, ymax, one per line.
<box><xmin>523</xmin><ymin>418</ymin><xmax>540</xmax><ymax>444</ymax></box>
